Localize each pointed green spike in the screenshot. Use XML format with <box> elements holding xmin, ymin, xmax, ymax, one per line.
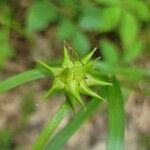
<box><xmin>71</xmin><ymin>89</ymin><xmax>86</xmax><ymax>110</ymax></box>
<box><xmin>66</xmin><ymin>94</ymin><xmax>77</xmax><ymax>113</ymax></box>
<box><xmin>37</xmin><ymin>60</ymin><xmax>62</xmax><ymax>76</ymax></box>
<box><xmin>63</xmin><ymin>46</ymin><xmax>73</xmax><ymax>68</ymax></box>
<box><xmin>81</xmin><ymin>48</ymin><xmax>97</xmax><ymax>65</ymax></box>
<box><xmin>37</xmin><ymin>83</ymin><xmax>60</xmax><ymax>105</ymax></box>
<box><xmin>64</xmin><ymin>46</ymin><xmax>70</xmax><ymax>60</ymax></box>
<box><xmin>85</xmin><ymin>74</ymin><xmax>112</xmax><ymax>86</ymax></box>
<box><xmin>66</xmin><ymin>80</ymin><xmax>86</xmax><ymax>109</ymax></box>
<box><xmin>83</xmin><ymin>58</ymin><xmax>99</xmax><ymax>73</ymax></box>
<box><xmin>73</xmin><ymin>92</ymin><xmax>86</xmax><ymax>110</ymax></box>
<box><xmin>80</xmin><ymin>81</ymin><xmax>105</xmax><ymax>102</ymax></box>
<box><xmin>42</xmin><ymin>78</ymin><xmax>64</xmax><ymax>100</ymax></box>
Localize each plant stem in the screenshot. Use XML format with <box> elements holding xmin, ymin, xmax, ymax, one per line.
<box><xmin>32</xmin><ymin>101</ymin><xmax>70</xmax><ymax>150</ymax></box>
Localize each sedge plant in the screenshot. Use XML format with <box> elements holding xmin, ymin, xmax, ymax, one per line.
<box><xmin>37</xmin><ymin>45</ymin><xmax>112</xmax><ymax>112</ymax></box>
<box><xmin>0</xmin><ymin>44</ymin><xmax>124</xmax><ymax>150</ymax></box>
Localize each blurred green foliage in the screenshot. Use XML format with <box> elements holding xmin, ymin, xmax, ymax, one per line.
<box><xmin>26</xmin><ymin>0</ymin><xmax>150</xmax><ymax>57</ymax></box>
<box><xmin>0</xmin><ymin>0</ymin><xmax>149</xmax><ymax>68</ymax></box>
<box><xmin>0</xmin><ymin>3</ymin><xmax>14</xmax><ymax>68</ymax></box>
<box><xmin>27</xmin><ymin>0</ymin><xmax>57</xmax><ymax>32</ymax></box>
<box><xmin>0</xmin><ymin>0</ymin><xmax>149</xmax><ymax>149</ymax></box>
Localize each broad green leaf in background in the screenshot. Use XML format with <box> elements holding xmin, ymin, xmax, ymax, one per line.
<box><xmin>0</xmin><ymin>5</ymin><xmax>13</xmax><ymax>68</ymax></box>
<box><xmin>0</xmin><ymin>69</ymin><xmax>45</xmax><ymax>93</ymax></box>
<box><xmin>57</xmin><ymin>20</ymin><xmax>77</xmax><ymax>40</ymax></box>
<box><xmin>44</xmin><ymin>98</ymin><xmax>102</xmax><ymax>150</ymax></box>
<box><xmin>100</xmin><ymin>40</ymin><xmax>119</xmax><ymax>65</ymax></box>
<box><xmin>0</xmin><ymin>29</ymin><xmax>13</xmax><ymax>68</ymax></box>
<box><xmin>26</xmin><ymin>1</ymin><xmax>57</xmax><ymax>33</ymax></box>
<box><xmin>123</xmin><ymin>40</ymin><xmax>144</xmax><ymax>63</ymax></box>
<box><xmin>79</xmin><ymin>6</ymin><xmax>121</xmax><ymax>32</ymax></box>
<box><xmin>127</xmin><ymin>0</ymin><xmax>150</xmax><ymax>21</ymax></box>
<box><xmin>99</xmin><ymin>7</ymin><xmax>121</xmax><ymax>33</ymax></box>
<box><xmin>79</xmin><ymin>6</ymin><xmax>101</xmax><ymax>31</ymax></box>
<box><xmin>119</xmin><ymin>10</ymin><xmax>139</xmax><ymax>47</ymax></box>
<box><xmin>32</xmin><ymin>101</ymin><xmax>70</xmax><ymax>150</ymax></box>
<box><xmin>79</xmin><ymin>15</ymin><xmax>101</xmax><ymax>31</ymax></box>
<box><xmin>106</xmin><ymin>77</ymin><xmax>124</xmax><ymax>150</ymax></box>
<box><xmin>72</xmin><ymin>32</ymin><xmax>90</xmax><ymax>56</ymax></box>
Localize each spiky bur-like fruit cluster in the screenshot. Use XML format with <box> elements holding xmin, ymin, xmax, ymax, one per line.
<box><xmin>38</xmin><ymin>46</ymin><xmax>112</xmax><ymax>112</ymax></box>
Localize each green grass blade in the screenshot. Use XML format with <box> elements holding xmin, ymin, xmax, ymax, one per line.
<box><xmin>44</xmin><ymin>98</ymin><xmax>102</xmax><ymax>150</ymax></box>
<box><xmin>106</xmin><ymin>77</ymin><xmax>124</xmax><ymax>150</ymax></box>
<box><xmin>95</xmin><ymin>62</ymin><xmax>150</xmax><ymax>80</ymax></box>
<box><xmin>32</xmin><ymin>102</ymin><xmax>70</xmax><ymax>150</ymax></box>
<box><xmin>0</xmin><ymin>69</ymin><xmax>45</xmax><ymax>93</ymax></box>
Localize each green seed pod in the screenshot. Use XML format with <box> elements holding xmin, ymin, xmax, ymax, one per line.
<box><xmin>37</xmin><ymin>45</ymin><xmax>112</xmax><ymax>112</ymax></box>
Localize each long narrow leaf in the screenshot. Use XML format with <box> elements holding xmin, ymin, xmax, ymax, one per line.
<box><xmin>106</xmin><ymin>77</ymin><xmax>124</xmax><ymax>150</ymax></box>
<box><xmin>0</xmin><ymin>69</ymin><xmax>45</xmax><ymax>93</ymax></box>
<box><xmin>44</xmin><ymin>98</ymin><xmax>102</xmax><ymax>150</ymax></box>
<box><xmin>95</xmin><ymin>62</ymin><xmax>150</xmax><ymax>81</ymax></box>
<box><xmin>32</xmin><ymin>101</ymin><xmax>70</xmax><ymax>150</ymax></box>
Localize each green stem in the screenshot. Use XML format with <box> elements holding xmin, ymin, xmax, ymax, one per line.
<box><xmin>44</xmin><ymin>98</ymin><xmax>102</xmax><ymax>150</ymax></box>
<box><xmin>32</xmin><ymin>101</ymin><xmax>70</xmax><ymax>150</ymax></box>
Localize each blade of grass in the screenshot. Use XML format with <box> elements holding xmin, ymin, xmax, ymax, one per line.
<box><xmin>106</xmin><ymin>77</ymin><xmax>124</xmax><ymax>150</ymax></box>
<box><xmin>95</xmin><ymin>62</ymin><xmax>150</xmax><ymax>81</ymax></box>
<box><xmin>44</xmin><ymin>98</ymin><xmax>102</xmax><ymax>150</ymax></box>
<box><xmin>0</xmin><ymin>69</ymin><xmax>45</xmax><ymax>93</ymax></box>
<box><xmin>32</xmin><ymin>101</ymin><xmax>70</xmax><ymax>150</ymax></box>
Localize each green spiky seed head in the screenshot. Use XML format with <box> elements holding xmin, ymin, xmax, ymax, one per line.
<box><xmin>37</xmin><ymin>45</ymin><xmax>112</xmax><ymax>112</ymax></box>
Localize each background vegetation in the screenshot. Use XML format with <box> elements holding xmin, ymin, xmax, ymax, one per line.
<box><xmin>0</xmin><ymin>0</ymin><xmax>149</xmax><ymax>150</ymax></box>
